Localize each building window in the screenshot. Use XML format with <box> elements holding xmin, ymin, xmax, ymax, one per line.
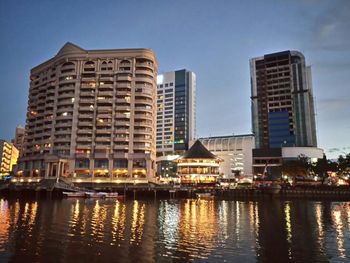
<box><xmin>94</xmin><ymin>159</ymin><xmax>108</xmax><ymax>168</ymax></box>
<box><xmin>75</xmin><ymin>159</ymin><xmax>90</xmax><ymax>168</ymax></box>
<box><xmin>133</xmin><ymin>159</ymin><xmax>146</xmax><ymax>168</ymax></box>
<box><xmin>113</xmin><ymin>159</ymin><xmax>128</xmax><ymax>168</ymax></box>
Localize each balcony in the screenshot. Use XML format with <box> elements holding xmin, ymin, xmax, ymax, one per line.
<box><xmin>80</xmin><ymin>91</ymin><xmax>95</xmax><ymax>97</ymax></box>
<box><xmin>56</xmin><ymin>115</ymin><xmax>73</xmax><ymax>121</ymax></box>
<box><xmin>94</xmin><ymin>144</ymin><xmax>111</xmax><ymax>150</ymax></box>
<box><xmin>57</xmin><ymin>93</ymin><xmax>75</xmax><ymax>99</ymax></box>
<box><xmin>54</xmin><ymin>137</ymin><xmax>71</xmax><ymax>143</ymax></box>
<box><xmin>135</xmin><ymin>76</ymin><xmax>154</xmax><ymax>85</ymax></box>
<box><xmin>98</xmin><ymin>91</ymin><xmax>114</xmax><ymax>97</ymax></box>
<box><xmin>55</xmin><ymin>130</ymin><xmax>72</xmax><ymax>135</ymax></box>
<box><xmin>116</xmin><ymin>98</ymin><xmax>130</xmax><ymax>104</ymax></box>
<box><xmin>78</xmin><ymin>121</ymin><xmax>93</xmax><ymax>127</ymax></box>
<box><xmin>99</xmin><ymin>76</ymin><xmax>114</xmax><ymax>82</ymax></box>
<box><xmin>115</xmin><ymin>113</ymin><xmax>130</xmax><ymax>119</ymax></box>
<box><xmin>76</xmin><ymin>129</ymin><xmax>93</xmax><ymax>135</ymax></box>
<box><xmin>116</xmin><ymin>90</ymin><xmax>131</xmax><ymax>96</ymax></box>
<box><xmin>79</xmin><ymin>98</ymin><xmax>95</xmax><ymax>104</ymax></box>
<box><xmin>115</xmin><ymin>128</ymin><xmax>130</xmax><ymax>134</ymax></box>
<box><xmin>135</xmin><ymin>69</ymin><xmax>154</xmax><ymax>77</ymax></box>
<box><xmin>113</xmin><ymin>144</ymin><xmax>129</xmax><ymax>150</ymax></box>
<box><xmin>134</xmin><ymin>129</ymin><xmax>153</xmax><ymax>135</ymax></box>
<box><xmin>95</xmin><ymin>129</ymin><xmax>112</xmax><ymax>135</ymax></box>
<box><xmin>134</xmin><ymin>106</ymin><xmax>152</xmax><ymax>113</ymax></box>
<box><xmin>114</xmin><ymin>120</ymin><xmax>130</xmax><ymax>126</ymax></box>
<box><xmin>133</xmin><ymin>137</ymin><xmax>150</xmax><ymax>143</ymax></box>
<box><xmin>134</xmin><ymin>121</ymin><xmax>152</xmax><ymax>128</ymax></box>
<box><xmin>76</xmin><ymin>137</ymin><xmax>92</xmax><ymax>143</ymax></box>
<box><xmin>117</xmin><ymin>75</ymin><xmax>132</xmax><ymax>82</ymax></box>
<box><xmin>55</xmin><ymin>122</ymin><xmax>72</xmax><ymax>128</ymax></box>
<box><xmin>135</xmin><ymin>62</ymin><xmax>154</xmax><ymax>69</ymax></box>
<box><xmin>57</xmin><ymin>100</ymin><xmax>74</xmax><ymax>107</ymax></box>
<box><xmin>114</xmin><ymin>137</ymin><xmax>129</xmax><ymax>142</ymax></box>
<box><xmin>79</xmin><ymin>106</ymin><xmax>94</xmax><ymax>112</ymax></box>
<box><xmin>115</xmin><ymin>105</ymin><xmax>131</xmax><ymax>111</ymax></box>
<box><xmin>61</xmin><ymin>63</ymin><xmax>76</xmax><ymax>71</ymax></box>
<box><xmin>78</xmin><ymin>114</ymin><xmax>93</xmax><ymax>119</ymax></box>
<box><xmin>134</xmin><ymin>98</ymin><xmax>153</xmax><ymax>105</ymax></box>
<box><xmin>99</xmin><ymin>84</ymin><xmax>114</xmax><ymax>90</ymax></box>
<box><xmin>59</xmin><ymin>78</ymin><xmax>76</xmax><ymax>85</ymax></box>
<box><xmin>56</xmin><ymin>106</ymin><xmax>73</xmax><ymax>113</ymax></box>
<box><xmin>134</xmin><ymin>114</ymin><xmax>153</xmax><ymax>121</ymax></box>
<box><xmin>96</xmin><ymin>98</ymin><xmax>113</xmax><ymax>105</ymax></box>
<box><xmin>76</xmin><ymin>144</ymin><xmax>92</xmax><ymax>150</ymax></box>
<box><xmin>95</xmin><ymin>137</ymin><xmax>111</xmax><ymax>143</ymax></box>
<box><xmin>96</xmin><ymin>113</ymin><xmax>112</xmax><ymax>119</ymax></box>
<box><xmin>96</xmin><ymin>106</ymin><xmax>112</xmax><ymax>112</ymax></box>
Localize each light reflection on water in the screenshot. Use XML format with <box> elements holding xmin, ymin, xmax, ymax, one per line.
<box><xmin>0</xmin><ymin>198</ymin><xmax>350</xmax><ymax>262</ymax></box>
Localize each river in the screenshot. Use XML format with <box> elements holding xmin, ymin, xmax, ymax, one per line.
<box><xmin>0</xmin><ymin>197</ymin><xmax>350</xmax><ymax>262</ymax></box>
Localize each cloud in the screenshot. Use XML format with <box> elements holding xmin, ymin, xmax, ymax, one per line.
<box><xmin>306</xmin><ymin>0</ymin><xmax>350</xmax><ymax>51</ymax></box>
<box><xmin>327</xmin><ymin>147</ymin><xmax>350</xmax><ymax>154</ymax></box>
<box><xmin>317</xmin><ymin>98</ymin><xmax>349</xmax><ymax>111</ymax></box>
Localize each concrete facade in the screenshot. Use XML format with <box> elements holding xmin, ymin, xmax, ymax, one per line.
<box><xmin>199</xmin><ymin>135</ymin><xmax>255</xmax><ymax>178</ymax></box>
<box><xmin>18</xmin><ymin>42</ymin><xmax>158</xmax><ymax>180</ymax></box>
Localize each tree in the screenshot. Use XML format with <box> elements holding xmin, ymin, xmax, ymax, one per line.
<box><xmin>281</xmin><ymin>155</ymin><xmax>311</xmax><ymax>178</ymax></box>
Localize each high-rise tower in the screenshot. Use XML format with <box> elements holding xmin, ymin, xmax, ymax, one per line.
<box><xmin>18</xmin><ymin>42</ymin><xmax>158</xmax><ymax>180</ymax></box>
<box><xmin>250</xmin><ymin>50</ymin><xmax>317</xmax><ymax>149</ymax></box>
<box><xmin>156</xmin><ymin>69</ymin><xmax>196</xmax><ymax>156</ymax></box>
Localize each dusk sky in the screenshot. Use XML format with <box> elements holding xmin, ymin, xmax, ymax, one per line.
<box><xmin>0</xmin><ymin>0</ymin><xmax>349</xmax><ymax>158</ymax></box>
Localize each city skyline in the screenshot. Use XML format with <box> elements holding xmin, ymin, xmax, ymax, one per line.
<box><xmin>0</xmin><ymin>0</ymin><xmax>349</xmax><ymax>158</ymax></box>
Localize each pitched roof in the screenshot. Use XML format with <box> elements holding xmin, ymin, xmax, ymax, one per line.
<box><xmin>180</xmin><ymin>140</ymin><xmax>217</xmax><ymax>159</ymax></box>
<box><xmin>56</xmin><ymin>42</ymin><xmax>85</xmax><ymax>57</ymax></box>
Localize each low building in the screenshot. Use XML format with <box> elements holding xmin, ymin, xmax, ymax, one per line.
<box><xmin>156</xmin><ymin>155</ymin><xmax>179</xmax><ymax>179</ymax></box>
<box><xmin>12</xmin><ymin>125</ymin><xmax>25</xmax><ymax>157</ymax></box>
<box><xmin>253</xmin><ymin>147</ymin><xmax>324</xmax><ymax>179</ymax></box>
<box><xmin>199</xmin><ymin>134</ymin><xmax>254</xmax><ymax>178</ymax></box>
<box><xmin>176</xmin><ymin>140</ymin><xmax>222</xmax><ymax>184</ymax></box>
<box><xmin>0</xmin><ymin>140</ymin><xmax>19</xmax><ymax>177</ymax></box>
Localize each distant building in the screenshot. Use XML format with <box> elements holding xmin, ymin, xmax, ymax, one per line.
<box><xmin>156</xmin><ymin>69</ymin><xmax>196</xmax><ymax>156</ymax></box>
<box><xmin>0</xmin><ymin>140</ymin><xmax>19</xmax><ymax>177</ymax></box>
<box><xmin>200</xmin><ymin>134</ymin><xmax>255</xmax><ymax>178</ymax></box>
<box><xmin>12</xmin><ymin>125</ymin><xmax>25</xmax><ymax>156</ymax></box>
<box><xmin>176</xmin><ymin>140</ymin><xmax>221</xmax><ymax>184</ymax></box>
<box><xmin>250</xmin><ymin>51</ymin><xmax>320</xmax><ymax>178</ymax></box>
<box><xmin>18</xmin><ymin>42</ymin><xmax>158</xmax><ymax>181</ymax></box>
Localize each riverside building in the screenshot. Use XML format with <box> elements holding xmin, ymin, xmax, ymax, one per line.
<box><xmin>176</xmin><ymin>140</ymin><xmax>221</xmax><ymax>185</ymax></box>
<box><xmin>250</xmin><ymin>50</ymin><xmax>321</xmax><ymax>178</ymax></box>
<box><xmin>199</xmin><ymin>134</ymin><xmax>255</xmax><ymax>178</ymax></box>
<box><xmin>18</xmin><ymin>42</ymin><xmax>158</xmax><ymax>181</ymax></box>
<box><xmin>0</xmin><ymin>140</ymin><xmax>19</xmax><ymax>177</ymax></box>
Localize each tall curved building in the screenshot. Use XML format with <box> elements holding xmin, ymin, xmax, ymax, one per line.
<box><xmin>18</xmin><ymin>42</ymin><xmax>158</xmax><ymax>181</ymax></box>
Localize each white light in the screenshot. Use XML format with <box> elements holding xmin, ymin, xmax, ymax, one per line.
<box><xmin>157</xmin><ymin>75</ymin><xmax>164</xmax><ymax>85</ymax></box>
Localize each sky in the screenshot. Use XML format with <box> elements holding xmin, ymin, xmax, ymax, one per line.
<box><xmin>0</xmin><ymin>0</ymin><xmax>349</xmax><ymax>158</ymax></box>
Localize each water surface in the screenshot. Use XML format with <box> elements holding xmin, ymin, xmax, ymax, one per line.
<box><xmin>1</xmin><ymin>197</ymin><xmax>350</xmax><ymax>262</ymax></box>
